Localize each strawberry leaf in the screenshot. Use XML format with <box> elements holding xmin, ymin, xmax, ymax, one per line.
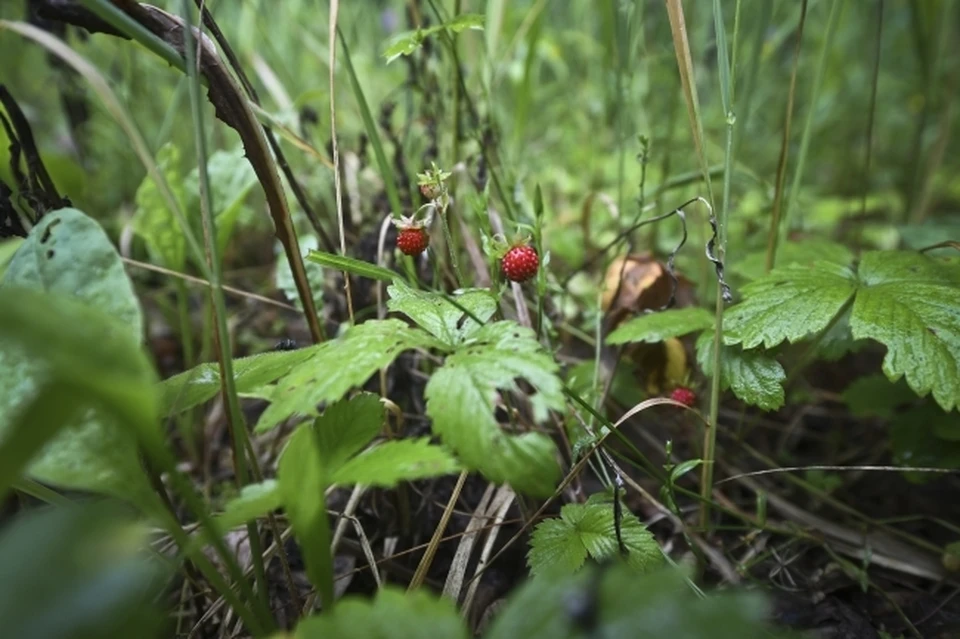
<box><xmin>697</xmin><ymin>332</ymin><xmax>786</xmax><ymax>411</ymax></box>
<box><xmin>527</xmin><ymin>494</ymin><xmax>661</xmax><ymax>577</ymax></box>
<box><xmin>425</xmin><ymin>321</ymin><xmax>564</xmax><ymax>496</ymax></box>
<box><xmin>387</xmin><ymin>280</ymin><xmax>497</xmax><ymax>346</ymax></box>
<box><xmin>330</xmin><ymin>439</ymin><xmax>461</xmax><ymax>487</ymax></box>
<box><xmin>606</xmin><ymin>307</ymin><xmax>714</xmax><ymax>345</ymax></box>
<box><xmin>256</xmin><ymin>320</ymin><xmax>443</xmax><ymax>432</ymax></box>
<box><xmin>731</xmin><ymin>239</ymin><xmax>854</xmax><ymax>281</ymax></box>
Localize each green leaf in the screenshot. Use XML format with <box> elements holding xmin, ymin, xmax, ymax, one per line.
<box><xmin>697</xmin><ymin>332</ymin><xmax>786</xmax><ymax>411</ymax></box>
<box><xmin>732</xmin><ymin>240</ymin><xmax>854</xmax><ymax>281</ymax></box>
<box><xmin>445</xmin><ymin>12</ymin><xmax>485</xmax><ymax>32</ymax></box>
<box><xmin>425</xmin><ymin>321</ymin><xmax>564</xmax><ymax>496</ymax></box>
<box><xmin>842</xmin><ymin>374</ymin><xmax>917</xmax><ymax>419</ymax></box>
<box><xmin>131</xmin><ymin>143</ymin><xmax>187</xmax><ymax>270</ymax></box>
<box><xmin>307</xmin><ymin>250</ymin><xmax>399</xmax><ymax>282</ymax></box>
<box><xmin>0</xmin><ymin>209</ymin><xmax>156</xmax><ymax>503</ymax></box>
<box><xmin>313</xmin><ymin>393</ymin><xmax>385</xmax><ymax>475</ymax></box>
<box><xmin>256</xmin><ymin>320</ymin><xmax>442</xmax><ymax>432</ymax></box>
<box><xmin>669</xmin><ymin>459</ymin><xmax>703</xmax><ymax>483</ymax></box>
<box><xmin>159</xmin><ymin>345</ymin><xmax>319</xmax><ymax>416</ymax></box>
<box><xmin>183</xmin><ymin>146</ymin><xmax>257</xmax><ymax>255</ymax></box>
<box><xmin>890</xmin><ymin>405</ymin><xmax>960</xmax><ymax>483</ymax></box>
<box><xmin>331</xmin><ymin>439</ymin><xmax>461</xmax><ymax>487</ymax></box>
<box><xmin>527</xmin><ymin>494</ymin><xmax>661</xmax><ymax>577</ymax></box>
<box><xmin>382</xmin><ymin>14</ymin><xmax>484</xmax><ymax>64</ymax></box>
<box><xmin>849</xmin><ymin>251</ymin><xmax>960</xmax><ymax>411</ymax></box>
<box><xmin>486</xmin><ymin>564</ymin><xmax>780</xmax><ymax>639</ymax></box>
<box><xmin>216</xmin><ymin>480</ymin><xmax>282</xmax><ymax>531</ymax></box>
<box><xmin>294</xmin><ymin>587</ymin><xmax>467</xmax><ymax>639</ymax></box>
<box><xmin>606</xmin><ymin>307</ymin><xmax>713</xmax><ymax>345</ymax></box>
<box><xmin>277</xmin><ymin>235</ymin><xmax>325</xmax><ymax>313</ymax></box>
<box><xmin>388</xmin><ymin>280</ymin><xmax>497</xmax><ymax>346</ymax></box>
<box><xmin>278</xmin><ymin>421</ymin><xmax>335</xmax><ymax>608</ymax></box>
<box><xmin>723</xmin><ymin>261</ymin><xmax>858</xmax><ymax>349</ymax></box>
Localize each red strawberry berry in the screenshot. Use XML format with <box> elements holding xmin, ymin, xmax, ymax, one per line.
<box><xmin>670</xmin><ymin>387</ymin><xmax>697</xmax><ymax>407</ymax></box>
<box><xmin>397</xmin><ymin>227</ymin><xmax>429</xmax><ymax>256</ymax></box>
<box><xmin>501</xmin><ymin>245</ymin><xmax>539</xmax><ymax>282</ymax></box>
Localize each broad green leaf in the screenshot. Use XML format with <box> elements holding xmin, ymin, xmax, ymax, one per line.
<box><xmin>294</xmin><ymin>587</ymin><xmax>466</xmax><ymax>639</ymax></box>
<box><xmin>0</xmin><ymin>504</ymin><xmax>166</xmax><ymax>639</ymax></box>
<box><xmin>387</xmin><ymin>280</ymin><xmax>497</xmax><ymax>346</ymax></box>
<box><xmin>849</xmin><ymin>251</ymin><xmax>960</xmax><ymax>411</ymax></box>
<box><xmin>527</xmin><ymin>494</ymin><xmax>661</xmax><ymax>577</ymax></box>
<box><xmin>732</xmin><ymin>240</ymin><xmax>854</xmax><ymax>281</ymax></box>
<box><xmin>842</xmin><ymin>374</ymin><xmax>917</xmax><ymax>419</ymax></box>
<box><xmin>0</xmin><ymin>209</ymin><xmax>155</xmax><ymax>503</ymax></box>
<box><xmin>313</xmin><ymin>393</ymin><xmax>385</xmax><ymax>475</ymax></box>
<box><xmin>131</xmin><ymin>143</ymin><xmax>187</xmax><ymax>270</ymax></box>
<box><xmin>307</xmin><ymin>250</ymin><xmax>399</xmax><ymax>282</ymax></box>
<box><xmin>487</xmin><ymin>564</ymin><xmax>779</xmax><ymax>639</ymax></box>
<box><xmin>697</xmin><ymin>332</ymin><xmax>786</xmax><ymax>411</ymax></box>
<box><xmin>256</xmin><ymin>320</ymin><xmax>443</xmax><ymax>432</ymax></box>
<box><xmin>425</xmin><ymin>321</ymin><xmax>564</xmax><ymax>496</ymax></box>
<box><xmin>0</xmin><ymin>237</ymin><xmax>23</xmax><ymax>275</ymax></box>
<box><xmin>183</xmin><ymin>146</ymin><xmax>257</xmax><ymax>254</ymax></box>
<box><xmin>278</xmin><ymin>422</ymin><xmax>335</xmax><ymax>608</ymax></box>
<box><xmin>606</xmin><ymin>307</ymin><xmax>713</xmax><ymax>345</ymax></box>
<box><xmin>277</xmin><ymin>235</ymin><xmax>325</xmax><ymax>313</ymax></box>
<box><xmin>331</xmin><ymin>439</ymin><xmax>461</xmax><ymax>487</ymax></box>
<box><xmin>159</xmin><ymin>344</ymin><xmax>320</xmax><ymax>416</ymax></box>
<box><xmin>216</xmin><ymin>480</ymin><xmax>282</xmax><ymax>531</ymax></box>
<box><xmin>723</xmin><ymin>261</ymin><xmax>858</xmax><ymax>349</ymax></box>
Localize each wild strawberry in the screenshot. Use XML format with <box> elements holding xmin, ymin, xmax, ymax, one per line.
<box><xmin>397</xmin><ymin>227</ymin><xmax>429</xmax><ymax>256</ymax></box>
<box><xmin>670</xmin><ymin>387</ymin><xmax>697</xmax><ymax>407</ymax></box>
<box><xmin>501</xmin><ymin>245</ymin><xmax>539</xmax><ymax>282</ymax></box>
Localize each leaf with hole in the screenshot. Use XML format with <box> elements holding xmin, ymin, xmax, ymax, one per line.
<box><xmin>425</xmin><ymin>321</ymin><xmax>564</xmax><ymax>496</ymax></box>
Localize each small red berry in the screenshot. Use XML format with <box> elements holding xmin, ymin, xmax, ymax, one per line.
<box><xmin>670</xmin><ymin>387</ymin><xmax>697</xmax><ymax>407</ymax></box>
<box><xmin>501</xmin><ymin>245</ymin><xmax>540</xmax><ymax>282</ymax></box>
<box><xmin>397</xmin><ymin>227</ymin><xmax>429</xmax><ymax>256</ymax></box>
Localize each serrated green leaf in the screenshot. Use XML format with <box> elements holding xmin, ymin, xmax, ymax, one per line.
<box><xmin>849</xmin><ymin>251</ymin><xmax>960</xmax><ymax>412</ymax></box>
<box><xmin>216</xmin><ymin>480</ymin><xmax>281</xmax><ymax>530</ymax></box>
<box><xmin>527</xmin><ymin>494</ymin><xmax>661</xmax><ymax>577</ymax></box>
<box><xmin>0</xmin><ymin>209</ymin><xmax>155</xmax><ymax>503</ymax></box>
<box><xmin>294</xmin><ymin>587</ymin><xmax>467</xmax><ymax>639</ymax></box>
<box><xmin>307</xmin><ymin>250</ymin><xmax>399</xmax><ymax>282</ymax></box>
<box><xmin>160</xmin><ymin>345</ymin><xmax>320</xmax><ymax>416</ymax></box>
<box><xmin>606</xmin><ymin>307</ymin><xmax>713</xmax><ymax>345</ymax></box>
<box><xmin>256</xmin><ymin>320</ymin><xmax>442</xmax><ymax>432</ymax></box>
<box><xmin>697</xmin><ymin>332</ymin><xmax>786</xmax><ymax>411</ymax></box>
<box><xmin>131</xmin><ymin>143</ymin><xmax>187</xmax><ymax>271</ymax></box>
<box><xmin>387</xmin><ymin>280</ymin><xmax>497</xmax><ymax>346</ymax></box>
<box><xmin>331</xmin><ymin>439</ymin><xmax>460</xmax><ymax>487</ymax></box>
<box><xmin>425</xmin><ymin>322</ymin><xmax>564</xmax><ymax>496</ymax></box>
<box><xmin>723</xmin><ymin>261</ymin><xmax>858</xmax><ymax>349</ymax></box>
<box><xmin>732</xmin><ymin>240</ymin><xmax>854</xmax><ymax>281</ymax></box>
<box><xmin>313</xmin><ymin>393</ymin><xmax>385</xmax><ymax>475</ymax></box>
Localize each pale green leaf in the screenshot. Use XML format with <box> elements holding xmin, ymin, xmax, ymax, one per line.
<box><xmin>606</xmin><ymin>307</ymin><xmax>713</xmax><ymax>345</ymax></box>
<box><xmin>527</xmin><ymin>494</ymin><xmax>661</xmax><ymax>577</ymax></box>
<box><xmin>216</xmin><ymin>480</ymin><xmax>281</xmax><ymax>530</ymax></box>
<box><xmin>183</xmin><ymin>146</ymin><xmax>257</xmax><ymax>254</ymax></box>
<box><xmin>723</xmin><ymin>261</ymin><xmax>858</xmax><ymax>349</ymax></box>
<box><xmin>697</xmin><ymin>332</ymin><xmax>786</xmax><ymax>411</ymax></box>
<box><xmin>388</xmin><ymin>280</ymin><xmax>497</xmax><ymax>346</ymax></box>
<box><xmin>382</xmin><ymin>14</ymin><xmax>484</xmax><ymax>63</ymax></box>
<box><xmin>277</xmin><ymin>235</ymin><xmax>325</xmax><ymax>313</ymax></box>
<box><xmin>331</xmin><ymin>439</ymin><xmax>461</xmax><ymax>487</ymax></box>
<box><xmin>850</xmin><ymin>251</ymin><xmax>960</xmax><ymax>411</ymax></box>
<box><xmin>0</xmin><ymin>209</ymin><xmax>154</xmax><ymax>503</ymax></box>
<box><xmin>313</xmin><ymin>393</ymin><xmax>385</xmax><ymax>474</ymax></box>
<box><xmin>294</xmin><ymin>587</ymin><xmax>466</xmax><ymax>639</ymax></box>
<box><xmin>256</xmin><ymin>320</ymin><xmax>442</xmax><ymax>432</ymax></box>
<box><xmin>732</xmin><ymin>240</ymin><xmax>854</xmax><ymax>281</ymax></box>
<box><xmin>131</xmin><ymin>143</ymin><xmax>186</xmax><ymax>271</ymax></box>
<box><xmin>425</xmin><ymin>321</ymin><xmax>564</xmax><ymax>496</ymax></box>
<box><xmin>307</xmin><ymin>250</ymin><xmax>399</xmax><ymax>282</ymax></box>
<box><xmin>159</xmin><ymin>345</ymin><xmax>320</xmax><ymax>416</ymax></box>
<box><xmin>446</xmin><ymin>13</ymin><xmax>485</xmax><ymax>32</ymax></box>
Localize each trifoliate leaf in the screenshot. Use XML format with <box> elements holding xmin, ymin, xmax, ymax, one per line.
<box><xmin>527</xmin><ymin>494</ymin><xmax>661</xmax><ymax>577</ymax></box>
<box><xmin>331</xmin><ymin>439</ymin><xmax>461</xmax><ymax>487</ymax></box>
<box><xmin>256</xmin><ymin>320</ymin><xmax>443</xmax><ymax>432</ymax></box>
<box><xmin>723</xmin><ymin>261</ymin><xmax>858</xmax><ymax>349</ymax></box>
<box><xmin>388</xmin><ymin>280</ymin><xmax>497</xmax><ymax>346</ymax></box>
<box><xmin>294</xmin><ymin>587</ymin><xmax>467</xmax><ymax>639</ymax></box>
<box><xmin>849</xmin><ymin>251</ymin><xmax>960</xmax><ymax>412</ymax></box>
<box><xmin>697</xmin><ymin>331</ymin><xmax>785</xmax><ymax>411</ymax></box>
<box><xmin>731</xmin><ymin>240</ymin><xmax>854</xmax><ymax>281</ymax></box>
<box><xmin>606</xmin><ymin>307</ymin><xmax>713</xmax><ymax>345</ymax></box>
<box><xmin>425</xmin><ymin>321</ymin><xmax>564</xmax><ymax>496</ymax></box>
<box><xmin>216</xmin><ymin>480</ymin><xmax>281</xmax><ymax>531</ymax></box>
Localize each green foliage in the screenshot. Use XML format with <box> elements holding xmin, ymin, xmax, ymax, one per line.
<box><xmin>732</xmin><ymin>240</ymin><xmax>854</xmax><ymax>281</ymax></box>
<box><xmin>388</xmin><ymin>280</ymin><xmax>498</xmax><ymax>346</ymax></box>
<box><xmin>330</xmin><ymin>439</ymin><xmax>461</xmax><ymax>487</ymax></box>
<box><xmin>307</xmin><ymin>249</ymin><xmax>400</xmax><ymax>282</ymax></box>
<box><xmin>294</xmin><ymin>588</ymin><xmax>466</xmax><ymax>639</ymax></box>
<box><xmin>842</xmin><ymin>375</ymin><xmax>917</xmax><ymax>419</ymax></box>
<box><xmin>0</xmin><ymin>209</ymin><xmax>157</xmax><ymax>504</ymax></box>
<box><xmin>890</xmin><ymin>404</ymin><xmax>960</xmax><ymax>482</ymax></box>
<box><xmin>277</xmin><ymin>235</ymin><xmax>325</xmax><ymax>312</ymax></box>
<box><xmin>215</xmin><ymin>480</ymin><xmax>282</xmax><ymax>531</ymax></box>
<box><xmin>527</xmin><ymin>493</ymin><xmax>661</xmax><ymax>577</ymax></box>
<box><xmin>382</xmin><ymin>13</ymin><xmax>485</xmax><ymax>63</ymax></box>
<box><xmin>182</xmin><ymin>146</ymin><xmax>257</xmax><ymax>252</ymax></box>
<box><xmin>255</xmin><ymin>320</ymin><xmax>443</xmax><ymax>432</ymax></box>
<box><xmin>696</xmin><ymin>332</ymin><xmax>786</xmax><ymax>411</ymax></box>
<box><xmin>606</xmin><ymin>307</ymin><xmax>713</xmax><ymax>345</ymax></box>
<box><xmin>132</xmin><ymin>143</ymin><xmax>187</xmax><ymax>270</ymax></box>
<box><xmin>425</xmin><ymin>321</ymin><xmax>565</xmax><ymax>496</ymax></box>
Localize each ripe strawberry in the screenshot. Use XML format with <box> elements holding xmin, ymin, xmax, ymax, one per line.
<box><xmin>397</xmin><ymin>227</ymin><xmax>429</xmax><ymax>256</ymax></box>
<box><xmin>670</xmin><ymin>387</ymin><xmax>697</xmax><ymax>407</ymax></box>
<box><xmin>501</xmin><ymin>245</ymin><xmax>539</xmax><ymax>282</ymax></box>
